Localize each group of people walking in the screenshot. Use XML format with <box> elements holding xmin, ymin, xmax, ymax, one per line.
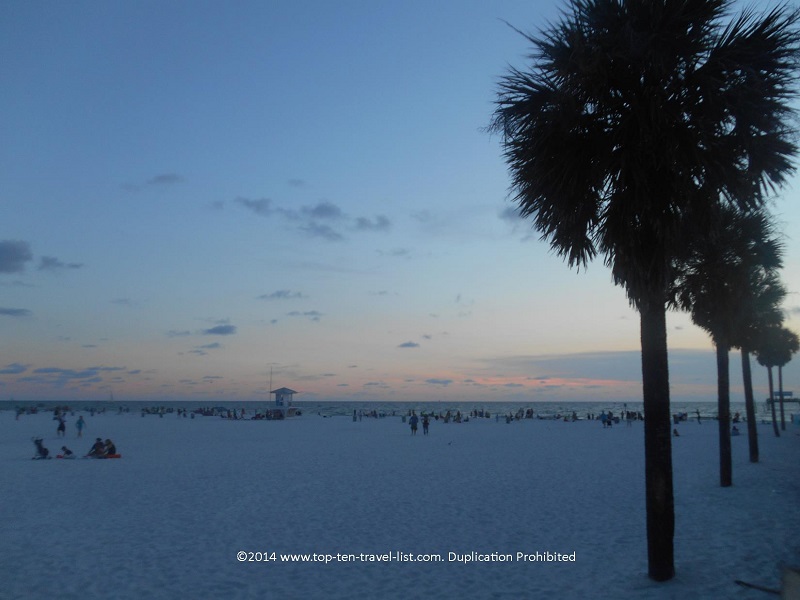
<box><xmin>408</xmin><ymin>411</ymin><xmax>430</xmax><ymax>436</ymax></box>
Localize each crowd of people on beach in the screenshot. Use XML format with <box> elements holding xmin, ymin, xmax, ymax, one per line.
<box><xmin>21</xmin><ymin>407</ymin><xmax>120</xmax><ymax>460</ymax></box>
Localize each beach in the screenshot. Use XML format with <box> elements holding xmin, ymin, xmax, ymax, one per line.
<box><xmin>2</xmin><ymin>408</ymin><xmax>798</xmax><ymax>599</ymax></box>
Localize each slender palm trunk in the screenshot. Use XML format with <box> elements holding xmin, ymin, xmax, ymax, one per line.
<box><xmin>768</xmin><ymin>366</ymin><xmax>780</xmax><ymax>437</ymax></box>
<box><xmin>741</xmin><ymin>349</ymin><xmax>759</xmax><ymax>463</ymax></box>
<box><xmin>778</xmin><ymin>366</ymin><xmax>786</xmax><ymax>431</ymax></box>
<box><xmin>640</xmin><ymin>302</ymin><xmax>675</xmax><ymax>581</ymax></box>
<box><xmin>716</xmin><ymin>342</ymin><xmax>732</xmax><ymax>487</ymax></box>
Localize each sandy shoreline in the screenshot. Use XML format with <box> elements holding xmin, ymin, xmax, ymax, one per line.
<box><xmin>2</xmin><ymin>410</ymin><xmax>798</xmax><ymax>599</ymax></box>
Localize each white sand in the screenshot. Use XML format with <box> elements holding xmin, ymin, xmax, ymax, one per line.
<box><xmin>2</xmin><ymin>410</ymin><xmax>798</xmax><ymax>600</ymax></box>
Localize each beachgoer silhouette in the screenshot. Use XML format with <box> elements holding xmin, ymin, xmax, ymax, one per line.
<box><xmin>33</xmin><ymin>437</ymin><xmax>49</xmax><ymax>459</ymax></box>
<box><xmin>409</xmin><ymin>412</ymin><xmax>419</xmax><ymax>436</ymax></box>
<box><xmin>56</xmin><ymin>416</ymin><xmax>66</xmax><ymax>438</ymax></box>
<box><xmin>422</xmin><ymin>415</ymin><xmax>429</xmax><ymax>435</ymax></box>
<box><xmin>76</xmin><ymin>416</ymin><xmax>85</xmax><ymax>438</ymax></box>
<box><xmin>87</xmin><ymin>438</ymin><xmax>105</xmax><ymax>458</ymax></box>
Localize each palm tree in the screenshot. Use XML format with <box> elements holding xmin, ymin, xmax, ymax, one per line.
<box><xmin>732</xmin><ymin>269</ymin><xmax>786</xmax><ymax>462</ymax></box>
<box><xmin>776</xmin><ymin>331</ymin><xmax>799</xmax><ymax>429</ymax></box>
<box><xmin>490</xmin><ymin>0</ymin><xmax>800</xmax><ymax>581</ymax></box>
<box><xmin>671</xmin><ymin>207</ymin><xmax>783</xmax><ymax>485</ymax></box>
<box><xmin>757</xmin><ymin>326</ymin><xmax>800</xmax><ymax>432</ymax></box>
<box><xmin>756</xmin><ymin>325</ymin><xmax>783</xmax><ymax>436</ymax></box>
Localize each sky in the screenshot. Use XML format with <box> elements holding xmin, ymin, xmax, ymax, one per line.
<box><xmin>1</xmin><ymin>0</ymin><xmax>798</xmax><ymax>406</ymax></box>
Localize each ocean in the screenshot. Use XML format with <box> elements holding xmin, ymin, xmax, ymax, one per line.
<box><xmin>0</xmin><ymin>398</ymin><xmax>786</xmax><ymax>421</ymax></box>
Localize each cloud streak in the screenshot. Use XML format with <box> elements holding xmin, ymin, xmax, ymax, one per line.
<box><xmin>0</xmin><ymin>240</ymin><xmax>33</xmax><ymax>273</ymax></box>
<box><xmin>234</xmin><ymin>197</ymin><xmax>391</xmax><ymax>242</ymax></box>
<box><xmin>38</xmin><ymin>256</ymin><xmax>83</xmax><ymax>271</ymax></box>
<box><xmin>0</xmin><ymin>307</ymin><xmax>31</xmax><ymax>317</ymax></box>
<box><xmin>258</xmin><ymin>290</ymin><xmax>307</xmax><ymax>301</ymax></box>
<box><xmin>202</xmin><ymin>325</ymin><xmax>237</xmax><ymax>335</ymax></box>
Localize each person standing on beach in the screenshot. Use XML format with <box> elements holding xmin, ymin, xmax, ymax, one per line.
<box><xmin>409</xmin><ymin>411</ymin><xmax>419</xmax><ymax>436</ymax></box>
<box><xmin>56</xmin><ymin>416</ymin><xmax>66</xmax><ymax>438</ymax></box>
<box><xmin>422</xmin><ymin>415</ymin><xmax>429</xmax><ymax>435</ymax></box>
<box><xmin>76</xmin><ymin>416</ymin><xmax>85</xmax><ymax>438</ymax></box>
<box><xmin>696</xmin><ymin>409</ymin><xmax>701</xmax><ymax>424</ymax></box>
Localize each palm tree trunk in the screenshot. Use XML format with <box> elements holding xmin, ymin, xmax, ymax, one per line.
<box><xmin>716</xmin><ymin>343</ymin><xmax>732</xmax><ymax>487</ymax></box>
<box><xmin>640</xmin><ymin>302</ymin><xmax>675</xmax><ymax>581</ymax></box>
<box><xmin>768</xmin><ymin>366</ymin><xmax>779</xmax><ymax>437</ymax></box>
<box><xmin>778</xmin><ymin>365</ymin><xmax>786</xmax><ymax>431</ymax></box>
<box><xmin>740</xmin><ymin>348</ymin><xmax>759</xmax><ymax>463</ymax></box>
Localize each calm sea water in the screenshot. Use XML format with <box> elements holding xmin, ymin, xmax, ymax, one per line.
<box><xmin>0</xmin><ymin>398</ymin><xmax>786</xmax><ymax>421</ymax></box>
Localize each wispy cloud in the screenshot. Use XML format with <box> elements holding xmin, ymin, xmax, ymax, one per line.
<box><xmin>17</xmin><ymin>365</ymin><xmax>129</xmax><ymax>387</ymax></box>
<box><xmin>377</xmin><ymin>248</ymin><xmax>411</xmax><ymax>258</ymax></box>
<box><xmin>235</xmin><ymin>197</ymin><xmax>274</xmax><ymax>216</ymax></box>
<box><xmin>0</xmin><ymin>363</ymin><xmax>28</xmax><ymax>375</ymax></box>
<box><xmin>302</xmin><ymin>201</ymin><xmax>343</xmax><ymax>220</ymax></box>
<box><xmin>188</xmin><ymin>344</ymin><xmax>223</xmax><ymax>355</ymax></box>
<box><xmin>148</xmin><ymin>173</ymin><xmax>184</xmax><ymax>185</ymax></box>
<box><xmin>426</xmin><ymin>378</ymin><xmax>453</xmax><ymax>386</ymax></box>
<box><xmin>38</xmin><ymin>256</ymin><xmax>83</xmax><ymax>271</ymax></box>
<box><xmin>111</xmin><ymin>298</ymin><xmax>136</xmax><ymax>307</ymax></box>
<box><xmin>498</xmin><ymin>205</ymin><xmax>523</xmax><ymax>224</ymax></box>
<box><xmin>355</xmin><ymin>215</ymin><xmax>390</xmax><ymax>231</ymax></box>
<box><xmin>166</xmin><ymin>330</ymin><xmax>192</xmax><ymax>338</ymax></box>
<box><xmin>258</xmin><ymin>290</ymin><xmax>307</xmax><ymax>300</ymax></box>
<box><xmin>202</xmin><ymin>325</ymin><xmax>237</xmax><ymax>335</ymax></box>
<box><xmin>398</xmin><ymin>341</ymin><xmax>420</xmax><ymax>348</ymax></box>
<box><xmin>234</xmin><ymin>197</ymin><xmax>392</xmax><ymax>242</ymax></box>
<box><xmin>300</xmin><ymin>222</ymin><xmax>344</xmax><ymax>241</ymax></box>
<box><xmin>0</xmin><ymin>240</ymin><xmax>33</xmax><ymax>273</ymax></box>
<box><xmin>287</xmin><ymin>311</ymin><xmax>323</xmax><ymax>322</ymax></box>
<box><xmin>0</xmin><ymin>307</ymin><xmax>31</xmax><ymax>317</ymax></box>
<box><xmin>123</xmin><ymin>172</ymin><xmax>185</xmax><ymax>192</ymax></box>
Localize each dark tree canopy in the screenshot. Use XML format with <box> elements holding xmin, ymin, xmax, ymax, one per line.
<box><xmin>491</xmin><ymin>0</ymin><xmax>800</xmax><ymax>309</ymax></box>
<box><xmin>670</xmin><ymin>206</ymin><xmax>785</xmax><ymax>346</ymax></box>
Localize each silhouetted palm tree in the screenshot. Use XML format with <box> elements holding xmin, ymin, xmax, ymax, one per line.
<box><xmin>756</xmin><ymin>326</ymin><xmax>799</xmax><ymax>433</ymax></box>
<box><xmin>732</xmin><ymin>269</ymin><xmax>786</xmax><ymax>462</ymax></box>
<box><xmin>491</xmin><ymin>0</ymin><xmax>800</xmax><ymax>581</ymax></box>
<box><xmin>671</xmin><ymin>207</ymin><xmax>783</xmax><ymax>485</ymax></box>
<box><xmin>776</xmin><ymin>329</ymin><xmax>799</xmax><ymax>429</ymax></box>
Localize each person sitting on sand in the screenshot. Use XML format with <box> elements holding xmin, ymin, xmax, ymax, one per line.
<box><xmin>33</xmin><ymin>437</ymin><xmax>49</xmax><ymax>459</ymax></box>
<box><xmin>87</xmin><ymin>437</ymin><xmax>105</xmax><ymax>458</ymax></box>
<box><xmin>104</xmin><ymin>439</ymin><xmax>117</xmax><ymax>455</ymax></box>
<box><xmin>61</xmin><ymin>446</ymin><xmax>75</xmax><ymax>459</ymax></box>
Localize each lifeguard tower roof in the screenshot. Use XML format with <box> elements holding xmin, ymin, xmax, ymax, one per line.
<box><xmin>271</xmin><ymin>387</ymin><xmax>298</xmax><ymax>395</ymax></box>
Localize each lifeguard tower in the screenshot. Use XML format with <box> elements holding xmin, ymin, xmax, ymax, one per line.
<box><xmin>270</xmin><ymin>387</ymin><xmax>300</xmax><ymax>418</ymax></box>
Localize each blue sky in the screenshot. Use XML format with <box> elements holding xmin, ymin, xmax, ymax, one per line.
<box><xmin>1</xmin><ymin>0</ymin><xmax>798</xmax><ymax>405</ymax></box>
